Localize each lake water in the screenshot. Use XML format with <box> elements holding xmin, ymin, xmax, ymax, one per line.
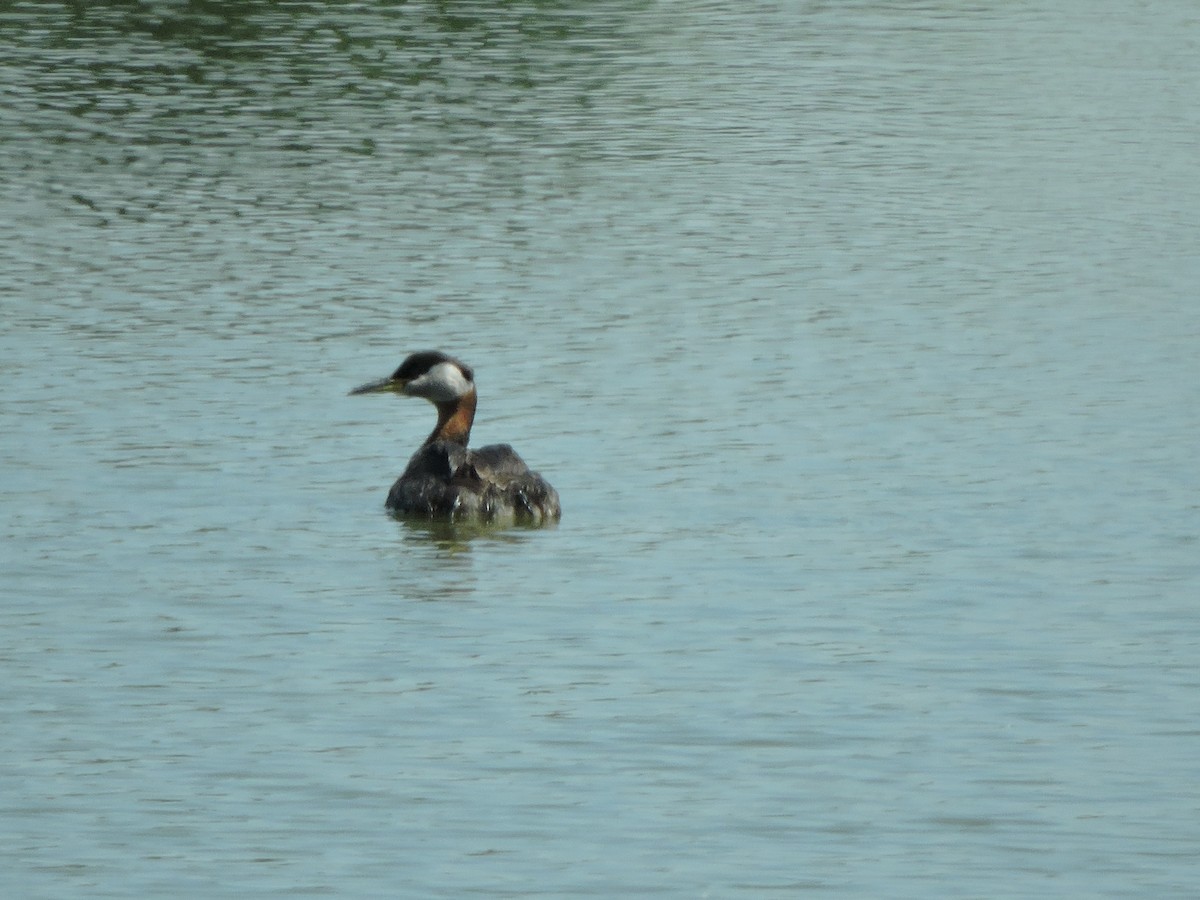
<box><xmin>3</xmin><ymin>1</ymin><xmax>1199</xmax><ymax>896</ymax></box>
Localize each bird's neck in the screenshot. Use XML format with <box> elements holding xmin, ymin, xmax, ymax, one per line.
<box><xmin>426</xmin><ymin>388</ymin><xmax>476</xmax><ymax>446</ymax></box>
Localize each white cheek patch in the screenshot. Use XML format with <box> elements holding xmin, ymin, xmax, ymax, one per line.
<box><xmin>406</xmin><ymin>361</ymin><xmax>472</xmax><ymax>401</ymax></box>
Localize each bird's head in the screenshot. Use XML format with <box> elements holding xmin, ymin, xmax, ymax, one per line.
<box><xmin>350</xmin><ymin>351</ymin><xmax>475</xmax><ymax>403</ymax></box>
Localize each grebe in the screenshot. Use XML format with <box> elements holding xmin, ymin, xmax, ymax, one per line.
<box><xmin>350</xmin><ymin>351</ymin><xmax>561</xmax><ymax>524</ymax></box>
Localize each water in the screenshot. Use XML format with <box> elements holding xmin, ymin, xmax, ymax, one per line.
<box><xmin>3</xmin><ymin>1</ymin><xmax>1199</xmax><ymax>896</ymax></box>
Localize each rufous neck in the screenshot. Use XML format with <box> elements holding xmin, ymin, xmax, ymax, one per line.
<box><xmin>426</xmin><ymin>388</ymin><xmax>476</xmax><ymax>446</ymax></box>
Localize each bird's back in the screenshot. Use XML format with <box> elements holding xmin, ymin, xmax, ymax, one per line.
<box><xmin>387</xmin><ymin>440</ymin><xmax>560</xmax><ymax>524</ymax></box>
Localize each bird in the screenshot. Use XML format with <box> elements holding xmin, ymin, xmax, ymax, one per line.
<box><xmin>350</xmin><ymin>351</ymin><xmax>561</xmax><ymax>524</ymax></box>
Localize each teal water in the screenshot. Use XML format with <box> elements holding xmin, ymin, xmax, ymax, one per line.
<box><xmin>3</xmin><ymin>2</ymin><xmax>1199</xmax><ymax>896</ymax></box>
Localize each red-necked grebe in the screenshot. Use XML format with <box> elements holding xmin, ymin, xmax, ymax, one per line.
<box><xmin>350</xmin><ymin>351</ymin><xmax>561</xmax><ymax>524</ymax></box>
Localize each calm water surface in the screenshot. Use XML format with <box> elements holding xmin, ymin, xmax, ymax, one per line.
<box><xmin>3</xmin><ymin>1</ymin><xmax>1199</xmax><ymax>896</ymax></box>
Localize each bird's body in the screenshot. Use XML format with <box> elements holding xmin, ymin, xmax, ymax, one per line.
<box><xmin>351</xmin><ymin>351</ymin><xmax>560</xmax><ymax>525</ymax></box>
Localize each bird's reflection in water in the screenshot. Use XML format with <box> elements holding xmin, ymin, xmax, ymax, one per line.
<box><xmin>393</xmin><ymin>514</ymin><xmax>551</xmax><ymax>558</ymax></box>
